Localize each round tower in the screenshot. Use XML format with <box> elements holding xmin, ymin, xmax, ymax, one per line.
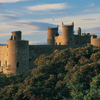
<box><xmin>3</xmin><ymin>31</ymin><xmax>29</xmax><ymax>76</ymax></box>
<box><xmin>47</xmin><ymin>26</ymin><xmax>58</xmax><ymax>45</ymax></box>
<box><xmin>62</xmin><ymin>22</ymin><xmax>74</xmax><ymax>45</ymax></box>
<box><xmin>77</xmin><ymin>27</ymin><xmax>81</xmax><ymax>36</ymax></box>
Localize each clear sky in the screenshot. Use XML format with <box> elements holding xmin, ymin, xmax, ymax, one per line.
<box><xmin>0</xmin><ymin>0</ymin><xmax>100</xmax><ymax>45</ymax></box>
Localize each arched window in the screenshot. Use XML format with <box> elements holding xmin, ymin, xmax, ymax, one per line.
<box><xmin>59</xmin><ymin>42</ymin><xmax>61</xmax><ymax>45</ymax></box>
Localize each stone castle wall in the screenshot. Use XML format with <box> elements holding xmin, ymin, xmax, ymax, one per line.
<box><xmin>3</xmin><ymin>40</ymin><xmax>29</xmax><ymax>76</ymax></box>
<box><xmin>53</xmin><ymin>22</ymin><xmax>91</xmax><ymax>46</ymax></box>
<box><xmin>0</xmin><ymin>43</ymin><xmax>96</xmax><ymax>75</ymax></box>
<box><xmin>91</xmin><ymin>37</ymin><xmax>100</xmax><ymax>47</ymax></box>
<box><xmin>74</xmin><ymin>35</ymin><xmax>91</xmax><ymax>45</ymax></box>
<box><xmin>55</xmin><ymin>34</ymin><xmax>91</xmax><ymax>46</ymax></box>
<box><xmin>0</xmin><ymin>46</ymin><xmax>7</xmax><ymax>73</ymax></box>
<box><xmin>29</xmin><ymin>44</ymin><xmax>92</xmax><ymax>70</ymax></box>
<box><xmin>55</xmin><ymin>35</ymin><xmax>62</xmax><ymax>45</ymax></box>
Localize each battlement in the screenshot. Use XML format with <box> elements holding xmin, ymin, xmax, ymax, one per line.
<box><xmin>87</xmin><ymin>33</ymin><xmax>90</xmax><ymax>36</ymax></box>
<box><xmin>62</xmin><ymin>22</ymin><xmax>74</xmax><ymax>27</ymax></box>
<box><xmin>82</xmin><ymin>33</ymin><xmax>86</xmax><ymax>36</ymax></box>
<box><xmin>91</xmin><ymin>34</ymin><xmax>97</xmax><ymax>38</ymax></box>
<box><xmin>47</xmin><ymin>25</ymin><xmax>58</xmax><ymax>30</ymax></box>
<box><xmin>81</xmin><ymin>33</ymin><xmax>91</xmax><ymax>36</ymax></box>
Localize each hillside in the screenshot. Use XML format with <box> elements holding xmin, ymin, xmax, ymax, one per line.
<box><xmin>0</xmin><ymin>46</ymin><xmax>100</xmax><ymax>100</ymax></box>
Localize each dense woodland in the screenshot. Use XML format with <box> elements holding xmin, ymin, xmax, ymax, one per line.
<box><xmin>0</xmin><ymin>46</ymin><xmax>100</xmax><ymax>100</ymax></box>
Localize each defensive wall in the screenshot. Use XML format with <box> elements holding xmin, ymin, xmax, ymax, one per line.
<box><xmin>74</xmin><ymin>35</ymin><xmax>91</xmax><ymax>45</ymax></box>
<box><xmin>0</xmin><ymin>46</ymin><xmax>7</xmax><ymax>72</ymax></box>
<box><xmin>0</xmin><ymin>43</ymin><xmax>98</xmax><ymax>75</ymax></box>
<box><xmin>55</xmin><ymin>34</ymin><xmax>91</xmax><ymax>46</ymax></box>
<box><xmin>0</xmin><ymin>43</ymin><xmax>92</xmax><ymax>76</ymax></box>
<box><xmin>91</xmin><ymin>35</ymin><xmax>100</xmax><ymax>47</ymax></box>
<box><xmin>29</xmin><ymin>44</ymin><xmax>93</xmax><ymax>70</ymax></box>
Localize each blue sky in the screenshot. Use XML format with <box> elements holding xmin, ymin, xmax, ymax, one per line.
<box><xmin>0</xmin><ymin>0</ymin><xmax>100</xmax><ymax>45</ymax></box>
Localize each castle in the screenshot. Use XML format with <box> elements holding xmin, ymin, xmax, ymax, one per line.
<box><xmin>0</xmin><ymin>22</ymin><xmax>100</xmax><ymax>77</ymax></box>
<box><xmin>47</xmin><ymin>22</ymin><xmax>100</xmax><ymax>47</ymax></box>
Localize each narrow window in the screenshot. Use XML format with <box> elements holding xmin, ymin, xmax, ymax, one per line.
<box><xmin>0</xmin><ymin>61</ymin><xmax>1</xmax><ymax>67</ymax></box>
<box><xmin>7</xmin><ymin>45</ymin><xmax>8</xmax><ymax>48</ymax></box>
<box><xmin>5</xmin><ymin>61</ymin><xmax>7</xmax><ymax>67</ymax></box>
<box><xmin>17</xmin><ymin>62</ymin><xmax>19</xmax><ymax>67</ymax></box>
<box><xmin>56</xmin><ymin>43</ymin><xmax>57</xmax><ymax>45</ymax></box>
<box><xmin>59</xmin><ymin>42</ymin><xmax>61</xmax><ymax>45</ymax></box>
<box><xmin>76</xmin><ymin>41</ymin><xmax>78</xmax><ymax>45</ymax></box>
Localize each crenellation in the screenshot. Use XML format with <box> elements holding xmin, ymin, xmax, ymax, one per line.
<box><xmin>81</xmin><ymin>33</ymin><xmax>86</xmax><ymax>36</ymax></box>
<box><xmin>87</xmin><ymin>33</ymin><xmax>90</xmax><ymax>36</ymax></box>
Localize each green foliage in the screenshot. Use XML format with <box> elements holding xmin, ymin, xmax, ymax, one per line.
<box><xmin>0</xmin><ymin>73</ymin><xmax>26</xmax><ymax>88</ymax></box>
<box><xmin>0</xmin><ymin>73</ymin><xmax>9</xmax><ymax>88</ymax></box>
<box><xmin>0</xmin><ymin>46</ymin><xmax>100</xmax><ymax>100</ymax></box>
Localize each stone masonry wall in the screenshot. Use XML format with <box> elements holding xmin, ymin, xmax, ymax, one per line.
<box><xmin>74</xmin><ymin>35</ymin><xmax>91</xmax><ymax>45</ymax></box>
<box><xmin>3</xmin><ymin>40</ymin><xmax>29</xmax><ymax>76</ymax></box>
<box><xmin>91</xmin><ymin>38</ymin><xmax>100</xmax><ymax>47</ymax></box>
<box><xmin>55</xmin><ymin>35</ymin><xmax>62</xmax><ymax>45</ymax></box>
<box><xmin>55</xmin><ymin>34</ymin><xmax>91</xmax><ymax>46</ymax></box>
<box><xmin>29</xmin><ymin>44</ymin><xmax>92</xmax><ymax>70</ymax></box>
<box><xmin>0</xmin><ymin>46</ymin><xmax>7</xmax><ymax>73</ymax></box>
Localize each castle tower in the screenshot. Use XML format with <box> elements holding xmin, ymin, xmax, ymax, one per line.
<box><xmin>77</xmin><ymin>27</ymin><xmax>81</xmax><ymax>36</ymax></box>
<box><xmin>3</xmin><ymin>31</ymin><xmax>29</xmax><ymax>76</ymax></box>
<box><xmin>62</xmin><ymin>22</ymin><xmax>74</xmax><ymax>45</ymax></box>
<box><xmin>47</xmin><ymin>25</ymin><xmax>58</xmax><ymax>45</ymax></box>
<box><xmin>91</xmin><ymin>34</ymin><xmax>100</xmax><ymax>47</ymax></box>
